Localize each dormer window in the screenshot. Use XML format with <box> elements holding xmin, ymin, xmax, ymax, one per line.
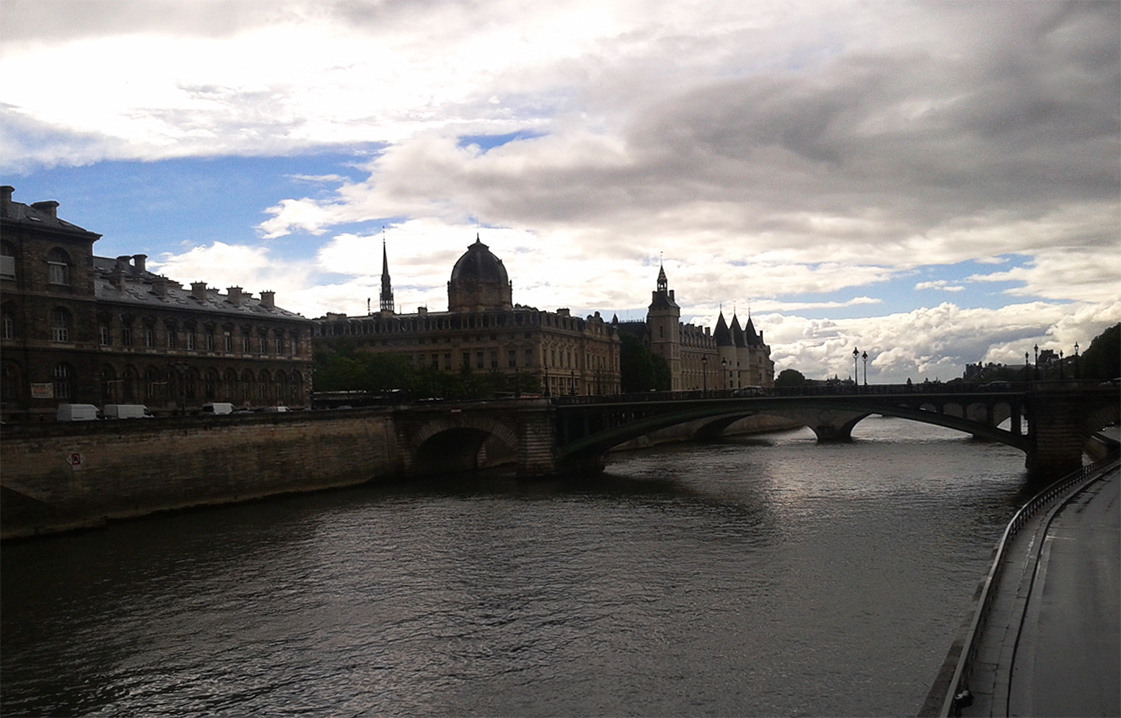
<box><xmin>47</xmin><ymin>248</ymin><xmax>70</xmax><ymax>286</ymax></box>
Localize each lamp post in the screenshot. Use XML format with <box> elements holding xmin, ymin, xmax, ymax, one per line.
<box><xmin>1059</xmin><ymin>350</ymin><xmax>1065</xmax><ymax>380</ymax></box>
<box><xmin>570</xmin><ymin>370</ymin><xmax>575</xmax><ymax>396</ymax></box>
<box><xmin>1033</xmin><ymin>344</ymin><xmax>1039</xmax><ymax>379</ymax></box>
<box><xmin>702</xmin><ymin>355</ymin><xmax>708</xmax><ymax>395</ymax></box>
<box><xmin>1074</xmin><ymin>342</ymin><xmax>1080</xmax><ymax>379</ymax></box>
<box><xmin>544</xmin><ymin>367</ymin><xmax>550</xmax><ymax>397</ymax></box>
<box><xmin>721</xmin><ymin>358</ymin><xmax>728</xmax><ymax>394</ymax></box>
<box><xmin>852</xmin><ymin>347</ymin><xmax>859</xmax><ymax>393</ymax></box>
<box><xmin>862</xmin><ymin>351</ymin><xmax>868</xmax><ymax>388</ymax></box>
<box><xmin>1025</xmin><ymin>351</ymin><xmax>1030</xmax><ymax>382</ymax></box>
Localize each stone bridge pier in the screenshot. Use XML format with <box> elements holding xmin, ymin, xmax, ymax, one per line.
<box><xmin>1026</xmin><ymin>391</ymin><xmax>1119</xmax><ymax>478</ymax></box>
<box><xmin>781</xmin><ymin>409</ymin><xmax>872</xmax><ymax>442</ymax></box>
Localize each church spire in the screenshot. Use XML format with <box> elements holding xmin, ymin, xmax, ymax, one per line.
<box><xmin>379</xmin><ymin>235</ymin><xmax>394</xmax><ymax>313</ymax></box>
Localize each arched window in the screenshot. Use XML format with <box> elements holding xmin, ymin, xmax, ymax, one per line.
<box><xmin>0</xmin><ymin>241</ymin><xmax>15</xmax><ymax>279</ymax></box>
<box><xmin>223</xmin><ymin>369</ymin><xmax>238</xmax><ymax>401</ymax></box>
<box><xmin>290</xmin><ymin>370</ymin><xmax>303</xmax><ymax>403</ymax></box>
<box><xmin>2</xmin><ymin>308</ymin><xmax>14</xmax><ymax>340</ymax></box>
<box><xmin>100</xmin><ymin>366</ymin><xmax>118</xmax><ymax>405</ymax></box>
<box><xmin>239</xmin><ymin>369</ymin><xmax>253</xmax><ymax>403</ymax></box>
<box><xmin>53</xmin><ymin>362</ymin><xmax>73</xmax><ymax>400</ymax></box>
<box><xmin>145</xmin><ymin>366</ymin><xmax>163</xmax><ymax>405</ymax></box>
<box><xmin>121</xmin><ymin>366</ymin><xmax>137</xmax><ymax>403</ymax></box>
<box><xmin>2</xmin><ymin>361</ymin><xmax>22</xmax><ymax>406</ymax></box>
<box><xmin>205</xmin><ymin>369</ymin><xmax>218</xmax><ymax>401</ymax></box>
<box><xmin>50</xmin><ymin>307</ymin><xmax>71</xmax><ymax>342</ymax></box>
<box><xmin>47</xmin><ymin>248</ymin><xmax>70</xmax><ymax>286</ymax></box>
<box><xmin>257</xmin><ymin>369</ymin><xmax>270</xmax><ymax>402</ymax></box>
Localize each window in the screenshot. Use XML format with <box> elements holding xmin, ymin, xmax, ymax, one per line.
<box><xmin>121</xmin><ymin>324</ymin><xmax>132</xmax><ymax>347</ymax></box>
<box><xmin>53</xmin><ymin>363</ymin><xmax>73</xmax><ymax>399</ymax></box>
<box><xmin>47</xmin><ymin>248</ymin><xmax>70</xmax><ymax>286</ymax></box>
<box><xmin>0</xmin><ymin>241</ymin><xmax>15</xmax><ymax>279</ymax></box>
<box><xmin>508</xmin><ymin>350</ymin><xmax>517</xmax><ymax>368</ymax></box>
<box><xmin>166</xmin><ymin>325</ymin><xmax>177</xmax><ymax>350</ymax></box>
<box><xmin>524</xmin><ymin>349</ymin><xmax>533</xmax><ymax>367</ymax></box>
<box><xmin>224</xmin><ymin>329</ymin><xmax>233</xmax><ymax>353</ymax></box>
<box><xmin>476</xmin><ymin>351</ymin><xmax>484</xmax><ymax>369</ymax></box>
<box><xmin>50</xmin><ymin>307</ymin><xmax>70</xmax><ymax>342</ymax></box>
<box><xmin>98</xmin><ymin>323</ymin><xmax>110</xmax><ymax>346</ymax></box>
<box><xmin>276</xmin><ymin>336</ymin><xmax>284</xmax><ymax>355</ymax></box>
<box><xmin>185</xmin><ymin>330</ymin><xmax>195</xmax><ymax>351</ymax></box>
<box><xmin>2</xmin><ymin>311</ymin><xmax>14</xmax><ymax>340</ymax></box>
<box><xmin>206</xmin><ymin>330</ymin><xmax>216</xmax><ymax>352</ymax></box>
<box><xmin>143</xmin><ymin>325</ymin><xmax>155</xmax><ymax>348</ymax></box>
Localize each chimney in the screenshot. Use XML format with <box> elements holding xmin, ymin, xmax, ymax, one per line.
<box><xmin>30</xmin><ymin>201</ymin><xmax>59</xmax><ymax>219</ymax></box>
<box><xmin>110</xmin><ymin>266</ymin><xmax>125</xmax><ymax>291</ymax></box>
<box><xmin>260</xmin><ymin>290</ymin><xmax>275</xmax><ymax>308</ymax></box>
<box><xmin>227</xmin><ymin>286</ymin><xmax>243</xmax><ymax>306</ymax></box>
<box><xmin>191</xmin><ymin>281</ymin><xmax>208</xmax><ymax>301</ymax></box>
<box><xmin>0</xmin><ymin>186</ymin><xmax>12</xmax><ymax>217</ymax></box>
<box><xmin>132</xmin><ymin>254</ymin><xmax>147</xmax><ymax>273</ymax></box>
<box><xmin>152</xmin><ymin>277</ymin><xmax>168</xmax><ymax>297</ymax></box>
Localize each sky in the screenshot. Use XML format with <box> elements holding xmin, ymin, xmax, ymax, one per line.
<box><xmin>2</xmin><ymin>0</ymin><xmax>1118</xmax><ymax>384</ymax></box>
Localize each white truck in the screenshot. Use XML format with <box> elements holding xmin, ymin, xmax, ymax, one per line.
<box><xmin>102</xmin><ymin>404</ymin><xmax>153</xmax><ymax>419</ymax></box>
<box><xmin>201</xmin><ymin>402</ymin><xmax>234</xmax><ymax>415</ymax></box>
<box><xmin>56</xmin><ymin>404</ymin><xmax>100</xmax><ymax>421</ymax></box>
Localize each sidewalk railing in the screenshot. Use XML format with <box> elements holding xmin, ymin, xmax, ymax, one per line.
<box><xmin>939</xmin><ymin>456</ymin><xmax>1121</xmax><ymax>716</ymax></box>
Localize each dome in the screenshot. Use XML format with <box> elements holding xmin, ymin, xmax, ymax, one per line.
<box><xmin>450</xmin><ymin>236</ymin><xmax>509</xmax><ymax>285</ymax></box>
<box><xmin>447</xmin><ymin>235</ymin><xmax>513</xmax><ymax>312</ymax></box>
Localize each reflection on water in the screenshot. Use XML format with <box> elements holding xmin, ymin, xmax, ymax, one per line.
<box><xmin>2</xmin><ymin>419</ymin><xmax>1029</xmax><ymax>716</ymax></box>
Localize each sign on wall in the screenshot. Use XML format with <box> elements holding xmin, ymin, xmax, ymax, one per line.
<box><xmin>30</xmin><ymin>383</ymin><xmax>54</xmax><ymax>399</ymax></box>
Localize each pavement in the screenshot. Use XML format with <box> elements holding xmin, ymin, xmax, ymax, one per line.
<box><xmin>960</xmin><ymin>466</ymin><xmax>1120</xmax><ymax>717</ymax></box>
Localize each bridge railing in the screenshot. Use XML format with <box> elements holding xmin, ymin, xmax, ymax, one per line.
<box><xmin>939</xmin><ymin>455</ymin><xmax>1121</xmax><ymax>717</ymax></box>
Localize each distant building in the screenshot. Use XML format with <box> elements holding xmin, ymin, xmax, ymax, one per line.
<box><xmin>0</xmin><ymin>186</ymin><xmax>314</xmax><ymax>420</ymax></box>
<box><xmin>314</xmin><ymin>236</ymin><xmax>622</xmax><ymax>396</ymax></box>
<box><xmin>615</xmin><ymin>264</ymin><xmax>774</xmax><ymax>391</ymax></box>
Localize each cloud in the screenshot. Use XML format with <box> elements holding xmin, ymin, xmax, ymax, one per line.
<box><xmin>914</xmin><ymin>280</ymin><xmax>964</xmax><ymax>292</ymax></box>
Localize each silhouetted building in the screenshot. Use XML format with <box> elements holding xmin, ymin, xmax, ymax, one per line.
<box><xmin>314</xmin><ymin>236</ymin><xmax>622</xmax><ymax>396</ymax></box>
<box><xmin>0</xmin><ymin>186</ymin><xmax>314</xmax><ymax>420</ymax></box>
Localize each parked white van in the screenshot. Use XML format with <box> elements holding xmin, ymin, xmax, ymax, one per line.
<box><xmin>56</xmin><ymin>404</ymin><xmax>100</xmax><ymax>421</ymax></box>
<box><xmin>201</xmin><ymin>402</ymin><xmax>234</xmax><ymax>415</ymax></box>
<box><xmin>103</xmin><ymin>404</ymin><xmax>153</xmax><ymax>419</ymax></box>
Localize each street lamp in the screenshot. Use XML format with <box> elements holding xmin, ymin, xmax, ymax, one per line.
<box><xmin>853</xmin><ymin>347</ymin><xmax>859</xmax><ymax>393</ymax></box>
<box><xmin>1033</xmin><ymin>344</ymin><xmax>1039</xmax><ymax>379</ymax></box>
<box><xmin>701</xmin><ymin>355</ymin><xmax>708</xmax><ymax>395</ymax></box>
<box><xmin>1025</xmin><ymin>351</ymin><xmax>1030</xmax><ymax>382</ymax></box>
<box><xmin>721</xmin><ymin>357</ymin><xmax>728</xmax><ymax>393</ymax></box>
<box><xmin>1059</xmin><ymin>350</ymin><xmax>1065</xmax><ymax>380</ymax></box>
<box><xmin>1074</xmin><ymin>342</ymin><xmax>1080</xmax><ymax>379</ymax></box>
<box><xmin>862</xmin><ymin>351</ymin><xmax>868</xmax><ymax>388</ymax></box>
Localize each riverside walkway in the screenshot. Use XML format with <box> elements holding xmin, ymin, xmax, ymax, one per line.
<box><xmin>932</xmin><ymin>458</ymin><xmax>1120</xmax><ymax>717</ymax></box>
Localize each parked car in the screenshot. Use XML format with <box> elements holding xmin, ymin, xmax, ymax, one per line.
<box><xmin>56</xmin><ymin>404</ymin><xmax>100</xmax><ymax>421</ymax></box>
<box><xmin>103</xmin><ymin>404</ymin><xmax>153</xmax><ymax>419</ymax></box>
<box><xmin>201</xmin><ymin>402</ymin><xmax>234</xmax><ymax>415</ymax></box>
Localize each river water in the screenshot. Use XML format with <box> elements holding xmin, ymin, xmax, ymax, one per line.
<box><xmin>1</xmin><ymin>418</ymin><xmax>1035</xmax><ymax>717</ymax></box>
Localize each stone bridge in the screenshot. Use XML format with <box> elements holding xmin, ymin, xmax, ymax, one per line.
<box><xmin>394</xmin><ymin>384</ymin><xmax>1120</xmax><ymax>480</ymax></box>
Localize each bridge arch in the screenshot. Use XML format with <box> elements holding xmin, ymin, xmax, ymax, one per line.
<box><xmin>402</xmin><ymin>414</ymin><xmax>519</xmax><ymax>475</ymax></box>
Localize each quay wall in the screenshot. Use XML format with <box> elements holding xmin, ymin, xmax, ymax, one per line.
<box><xmin>1</xmin><ymin>410</ymin><xmax>402</xmax><ymax>540</ymax></box>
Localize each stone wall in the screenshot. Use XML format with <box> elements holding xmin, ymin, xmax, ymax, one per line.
<box><xmin>1</xmin><ymin>410</ymin><xmax>402</xmax><ymax>539</ymax></box>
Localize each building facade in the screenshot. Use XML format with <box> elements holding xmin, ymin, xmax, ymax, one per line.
<box><xmin>314</xmin><ymin>236</ymin><xmax>622</xmax><ymax>397</ymax></box>
<box><xmin>0</xmin><ymin>186</ymin><xmax>314</xmax><ymax>421</ymax></box>
<box><xmin>616</xmin><ymin>264</ymin><xmax>774</xmax><ymax>392</ymax></box>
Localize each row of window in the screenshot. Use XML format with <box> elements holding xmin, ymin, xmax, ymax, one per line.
<box><xmin>0</xmin><ymin>243</ymin><xmax>71</xmax><ymax>285</ymax></box>
<box><xmin>0</xmin><ymin>360</ymin><xmax>305</xmax><ymax>407</ymax></box>
<box><xmin>1</xmin><ymin>306</ymin><xmax>303</xmax><ymax>357</ymax></box>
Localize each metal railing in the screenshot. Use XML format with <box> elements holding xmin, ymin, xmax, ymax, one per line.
<box><xmin>939</xmin><ymin>455</ymin><xmax>1121</xmax><ymax>716</ymax></box>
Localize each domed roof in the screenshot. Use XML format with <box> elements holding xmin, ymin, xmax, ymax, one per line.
<box><xmin>450</xmin><ymin>235</ymin><xmax>509</xmax><ymax>285</ymax></box>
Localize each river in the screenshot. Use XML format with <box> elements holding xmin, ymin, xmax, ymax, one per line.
<box><xmin>1</xmin><ymin>417</ymin><xmax>1035</xmax><ymax>716</ymax></box>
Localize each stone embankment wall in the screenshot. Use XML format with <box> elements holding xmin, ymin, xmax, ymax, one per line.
<box><xmin>1</xmin><ymin>410</ymin><xmax>401</xmax><ymax>540</ymax></box>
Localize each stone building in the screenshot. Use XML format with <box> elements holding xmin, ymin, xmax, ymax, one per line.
<box><xmin>0</xmin><ymin>186</ymin><xmax>314</xmax><ymax>420</ymax></box>
<box><xmin>616</xmin><ymin>264</ymin><xmax>774</xmax><ymax>391</ymax></box>
<box><xmin>314</xmin><ymin>236</ymin><xmax>622</xmax><ymax>397</ymax></box>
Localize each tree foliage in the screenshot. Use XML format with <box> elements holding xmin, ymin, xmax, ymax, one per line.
<box><xmin>774</xmin><ymin>368</ymin><xmax>806</xmax><ymax>387</ymax></box>
<box><xmin>313</xmin><ymin>343</ymin><xmax>541</xmax><ymax>400</ymax></box>
<box><xmin>1080</xmin><ymin>322</ymin><xmax>1120</xmax><ymax>381</ymax></box>
<box><xmin>619</xmin><ymin>333</ymin><xmax>671</xmax><ymax>393</ymax></box>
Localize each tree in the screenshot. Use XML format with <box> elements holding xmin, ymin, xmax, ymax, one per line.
<box><xmin>1080</xmin><ymin>322</ymin><xmax>1120</xmax><ymax>381</ymax></box>
<box><xmin>619</xmin><ymin>333</ymin><xmax>670</xmax><ymax>392</ymax></box>
<box><xmin>774</xmin><ymin>368</ymin><xmax>806</xmax><ymax>388</ymax></box>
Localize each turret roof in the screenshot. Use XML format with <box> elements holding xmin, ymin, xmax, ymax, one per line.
<box><xmin>713</xmin><ymin>312</ymin><xmax>732</xmax><ymax>346</ymax></box>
